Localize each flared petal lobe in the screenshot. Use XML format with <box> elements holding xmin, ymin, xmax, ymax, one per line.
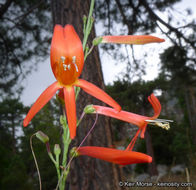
<box><xmin>93</xmin><ymin>94</ymin><xmax>161</xmax><ymax>137</ymax></box>
<box><xmin>50</xmin><ymin>25</ymin><xmax>84</xmax><ymax>85</ymax></box>
<box><xmin>101</xmin><ymin>35</ymin><xmax>165</xmax><ymax>45</ymax></box>
<box><xmin>148</xmin><ymin>94</ymin><xmax>161</xmax><ymax>119</ymax></box>
<box><xmin>64</xmin><ymin>87</ymin><xmax>77</xmax><ymax>139</ymax></box>
<box><xmin>78</xmin><ymin>146</ymin><xmax>152</xmax><ymax>165</ymax></box>
<box><xmin>75</xmin><ymin>79</ymin><xmax>121</xmax><ymax>111</ymax></box>
<box><xmin>23</xmin><ymin>82</ymin><xmax>61</xmax><ymax>127</ymax></box>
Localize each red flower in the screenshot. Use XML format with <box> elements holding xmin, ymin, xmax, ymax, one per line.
<box><xmin>92</xmin><ymin>94</ymin><xmax>161</xmax><ymax>139</ymax></box>
<box><xmin>23</xmin><ymin>25</ymin><xmax>121</xmax><ymax>139</ymax></box>
<box><xmin>77</xmin><ymin>146</ymin><xmax>152</xmax><ymax>165</ymax></box>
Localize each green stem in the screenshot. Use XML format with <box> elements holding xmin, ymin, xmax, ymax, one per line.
<box><xmin>60</xmin><ymin>112</ymin><xmax>71</xmax><ymax>190</ymax></box>
<box><xmin>55</xmin><ymin>154</ymin><xmax>60</xmax><ymax>180</ymax></box>
<box><xmin>62</xmin><ymin>124</ymin><xmax>71</xmax><ymax>166</ymax></box>
<box><xmin>82</xmin><ymin>0</ymin><xmax>95</xmax><ymax>52</ymax></box>
<box><xmin>84</xmin><ymin>44</ymin><xmax>94</xmax><ymax>60</ymax></box>
<box><xmin>45</xmin><ymin>142</ymin><xmax>61</xmax><ymax>186</ymax></box>
<box><xmin>48</xmin><ymin>152</ymin><xmax>61</xmax><ymax>181</ymax></box>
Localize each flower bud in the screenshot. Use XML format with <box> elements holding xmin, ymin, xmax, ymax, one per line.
<box><xmin>60</xmin><ymin>115</ymin><xmax>67</xmax><ymax>126</ymax></box>
<box><xmin>54</xmin><ymin>144</ymin><xmax>61</xmax><ymax>156</ymax></box>
<box><xmin>35</xmin><ymin>131</ymin><xmax>49</xmax><ymax>144</ymax></box>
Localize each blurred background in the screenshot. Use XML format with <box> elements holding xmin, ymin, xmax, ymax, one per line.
<box><xmin>0</xmin><ymin>0</ymin><xmax>196</xmax><ymax>189</ymax></box>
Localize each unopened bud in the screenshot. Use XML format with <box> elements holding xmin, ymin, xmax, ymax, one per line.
<box><xmin>60</xmin><ymin>115</ymin><xmax>67</xmax><ymax>126</ymax></box>
<box><xmin>54</xmin><ymin>144</ymin><xmax>61</xmax><ymax>156</ymax></box>
<box><xmin>83</xmin><ymin>15</ymin><xmax>87</xmax><ymax>25</ymax></box>
<box><xmin>35</xmin><ymin>131</ymin><xmax>49</xmax><ymax>144</ymax></box>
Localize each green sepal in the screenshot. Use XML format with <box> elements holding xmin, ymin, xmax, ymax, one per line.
<box><xmin>70</xmin><ymin>147</ymin><xmax>79</xmax><ymax>158</ymax></box>
<box><xmin>93</xmin><ymin>37</ymin><xmax>103</xmax><ymax>46</ymax></box>
<box><xmin>84</xmin><ymin>104</ymin><xmax>96</xmax><ymax>114</ymax></box>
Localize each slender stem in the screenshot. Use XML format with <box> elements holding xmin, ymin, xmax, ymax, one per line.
<box><xmin>62</xmin><ymin>124</ymin><xmax>70</xmax><ymax>166</ymax></box>
<box><xmin>48</xmin><ymin>152</ymin><xmax>57</xmax><ymax>164</ymax></box>
<box><xmin>48</xmin><ymin>151</ymin><xmax>61</xmax><ymax>182</ymax></box>
<box><xmin>55</xmin><ymin>154</ymin><xmax>61</xmax><ymax>181</ymax></box>
<box><xmin>82</xmin><ymin>0</ymin><xmax>95</xmax><ymax>51</ymax></box>
<box><xmin>61</xmin><ymin>124</ymin><xmax>71</xmax><ymax>190</ymax></box>
<box><xmin>65</xmin><ymin>113</ymin><xmax>98</xmax><ymax>172</ymax></box>
<box><xmin>77</xmin><ymin>111</ymin><xmax>85</xmax><ymax>127</ymax></box>
<box><xmin>84</xmin><ymin>44</ymin><xmax>94</xmax><ymax>61</ymax></box>
<box><xmin>59</xmin><ymin>110</ymin><xmax>71</xmax><ymax>190</ymax></box>
<box><xmin>74</xmin><ymin>86</ymin><xmax>81</xmax><ymax>100</ymax></box>
<box><xmin>55</xmin><ymin>113</ymin><xmax>98</xmax><ymax>190</ymax></box>
<box><xmin>30</xmin><ymin>134</ymin><xmax>42</xmax><ymax>190</ymax></box>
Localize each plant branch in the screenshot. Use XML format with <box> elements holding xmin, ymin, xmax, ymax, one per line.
<box><xmin>0</xmin><ymin>0</ymin><xmax>14</xmax><ymax>18</ymax></box>
<box><xmin>140</xmin><ymin>0</ymin><xmax>196</xmax><ymax>51</ymax></box>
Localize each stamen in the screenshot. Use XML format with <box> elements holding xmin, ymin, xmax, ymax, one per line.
<box><xmin>61</xmin><ymin>56</ymin><xmax>66</xmax><ymax>63</ymax></box>
<box><xmin>73</xmin><ymin>63</ymin><xmax>78</xmax><ymax>72</ymax></box>
<box><xmin>145</xmin><ymin>119</ymin><xmax>173</xmax><ymax>130</ymax></box>
<box><xmin>72</xmin><ymin>56</ymin><xmax>76</xmax><ymax>63</ymax></box>
<box><xmin>63</xmin><ymin>64</ymin><xmax>67</xmax><ymax>71</ymax></box>
<box><xmin>72</xmin><ymin>56</ymin><xmax>78</xmax><ymax>72</ymax></box>
<box><xmin>67</xmin><ymin>64</ymin><xmax>71</xmax><ymax>70</ymax></box>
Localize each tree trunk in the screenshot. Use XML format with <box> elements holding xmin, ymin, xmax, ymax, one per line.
<box><xmin>141</xmin><ymin>107</ymin><xmax>158</xmax><ymax>176</ymax></box>
<box><xmin>145</xmin><ymin>130</ymin><xmax>158</xmax><ymax>176</ymax></box>
<box><xmin>51</xmin><ymin>1</ymin><xmax>122</xmax><ymax>189</ymax></box>
<box><xmin>184</xmin><ymin>87</ymin><xmax>196</xmax><ymax>146</ymax></box>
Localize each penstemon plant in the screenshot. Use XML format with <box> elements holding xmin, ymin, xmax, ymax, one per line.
<box><xmin>23</xmin><ymin>0</ymin><xmax>171</xmax><ymax>189</ymax></box>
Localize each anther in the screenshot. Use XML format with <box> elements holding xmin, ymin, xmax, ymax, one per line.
<box><xmin>72</xmin><ymin>56</ymin><xmax>78</xmax><ymax>72</ymax></box>
<box><xmin>145</xmin><ymin>119</ymin><xmax>173</xmax><ymax>130</ymax></box>
<box><xmin>72</xmin><ymin>56</ymin><xmax>76</xmax><ymax>63</ymax></box>
<box><xmin>63</xmin><ymin>64</ymin><xmax>67</xmax><ymax>71</ymax></box>
<box><xmin>63</xmin><ymin>64</ymin><xmax>71</xmax><ymax>71</ymax></box>
<box><xmin>61</xmin><ymin>56</ymin><xmax>66</xmax><ymax>63</ymax></box>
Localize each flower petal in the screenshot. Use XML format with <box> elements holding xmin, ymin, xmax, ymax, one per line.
<box><xmin>50</xmin><ymin>25</ymin><xmax>84</xmax><ymax>85</ymax></box>
<box><xmin>63</xmin><ymin>25</ymin><xmax>84</xmax><ymax>76</ymax></box>
<box><xmin>77</xmin><ymin>146</ymin><xmax>152</xmax><ymax>165</ymax></box>
<box><xmin>148</xmin><ymin>94</ymin><xmax>161</xmax><ymax>119</ymax></box>
<box><xmin>92</xmin><ymin>93</ymin><xmax>161</xmax><ymax>138</ymax></box>
<box><xmin>93</xmin><ymin>105</ymin><xmax>146</xmax><ymax>126</ymax></box>
<box><xmin>23</xmin><ymin>81</ymin><xmax>61</xmax><ymax>127</ymax></box>
<box><xmin>101</xmin><ymin>35</ymin><xmax>165</xmax><ymax>45</ymax></box>
<box><xmin>75</xmin><ymin>79</ymin><xmax>121</xmax><ymax>111</ymax></box>
<box><xmin>125</xmin><ymin>128</ymin><xmax>142</xmax><ymax>151</ymax></box>
<box><xmin>64</xmin><ymin>86</ymin><xmax>77</xmax><ymax>139</ymax></box>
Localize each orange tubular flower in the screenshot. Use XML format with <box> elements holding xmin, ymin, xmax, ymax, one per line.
<box><xmin>98</xmin><ymin>35</ymin><xmax>165</xmax><ymax>45</ymax></box>
<box><xmin>77</xmin><ymin>146</ymin><xmax>152</xmax><ymax>166</ymax></box>
<box><xmin>92</xmin><ymin>94</ymin><xmax>161</xmax><ymax>139</ymax></box>
<box><xmin>23</xmin><ymin>24</ymin><xmax>121</xmax><ymax>139</ymax></box>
